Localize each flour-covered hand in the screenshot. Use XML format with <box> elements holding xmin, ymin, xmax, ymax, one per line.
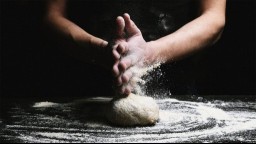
<box><xmin>113</xmin><ymin>14</ymin><xmax>155</xmax><ymax>95</ymax></box>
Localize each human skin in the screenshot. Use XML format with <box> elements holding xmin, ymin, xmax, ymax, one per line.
<box><xmin>113</xmin><ymin>0</ymin><xmax>226</xmax><ymax>95</ymax></box>
<box><xmin>45</xmin><ymin>0</ymin><xmax>226</xmax><ymax>96</ymax></box>
<box><xmin>45</xmin><ymin>0</ymin><xmax>124</xmax><ymax>70</ymax></box>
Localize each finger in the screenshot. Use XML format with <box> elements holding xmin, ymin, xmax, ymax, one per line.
<box><xmin>112</xmin><ymin>49</ymin><xmax>120</xmax><ymax>60</ymax></box>
<box><xmin>118</xmin><ymin>58</ymin><xmax>131</xmax><ymax>72</ymax></box>
<box><xmin>112</xmin><ymin>62</ymin><xmax>120</xmax><ymax>77</ymax></box>
<box><xmin>115</xmin><ymin>75</ymin><xmax>123</xmax><ymax>86</ymax></box>
<box><xmin>123</xmin><ymin>13</ymin><xmax>141</xmax><ymax>37</ymax></box>
<box><xmin>123</xmin><ymin>86</ymin><xmax>131</xmax><ymax>95</ymax></box>
<box><xmin>116</xmin><ymin>42</ymin><xmax>128</xmax><ymax>55</ymax></box>
<box><xmin>121</xmin><ymin>69</ymin><xmax>133</xmax><ymax>83</ymax></box>
<box><xmin>115</xmin><ymin>68</ymin><xmax>133</xmax><ymax>86</ymax></box>
<box><xmin>118</xmin><ymin>84</ymin><xmax>132</xmax><ymax>96</ymax></box>
<box><xmin>111</xmin><ymin>43</ymin><xmax>118</xmax><ymax>50</ymax></box>
<box><xmin>118</xmin><ymin>54</ymin><xmax>138</xmax><ymax>72</ymax></box>
<box><xmin>116</xmin><ymin>16</ymin><xmax>125</xmax><ymax>38</ymax></box>
<box><xmin>90</xmin><ymin>37</ymin><xmax>108</xmax><ymax>48</ymax></box>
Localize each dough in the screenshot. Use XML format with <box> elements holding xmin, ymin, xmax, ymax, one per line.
<box><xmin>106</xmin><ymin>93</ymin><xmax>159</xmax><ymax>126</ymax></box>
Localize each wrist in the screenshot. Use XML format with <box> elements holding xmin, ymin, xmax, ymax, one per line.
<box><xmin>145</xmin><ymin>41</ymin><xmax>160</xmax><ymax>65</ymax></box>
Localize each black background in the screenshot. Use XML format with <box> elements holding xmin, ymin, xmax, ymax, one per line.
<box><xmin>0</xmin><ymin>0</ymin><xmax>255</xmax><ymax>102</ymax></box>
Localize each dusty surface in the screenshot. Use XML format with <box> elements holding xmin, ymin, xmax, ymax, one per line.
<box><xmin>1</xmin><ymin>97</ymin><xmax>256</xmax><ymax>143</ymax></box>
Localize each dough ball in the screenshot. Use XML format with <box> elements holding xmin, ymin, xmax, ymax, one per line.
<box><xmin>106</xmin><ymin>93</ymin><xmax>159</xmax><ymax>126</ymax></box>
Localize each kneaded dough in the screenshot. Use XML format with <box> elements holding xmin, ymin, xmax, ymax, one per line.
<box><xmin>106</xmin><ymin>93</ymin><xmax>159</xmax><ymax>126</ymax></box>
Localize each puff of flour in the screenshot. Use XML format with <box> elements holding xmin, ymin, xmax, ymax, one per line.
<box><xmin>106</xmin><ymin>93</ymin><xmax>159</xmax><ymax>126</ymax></box>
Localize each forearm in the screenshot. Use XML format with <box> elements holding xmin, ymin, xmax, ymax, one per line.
<box><xmin>45</xmin><ymin>0</ymin><xmax>108</xmax><ymax>63</ymax></box>
<box><xmin>46</xmin><ymin>14</ymin><xmax>107</xmax><ymax>48</ymax></box>
<box><xmin>148</xmin><ymin>12</ymin><xmax>225</xmax><ymax>64</ymax></box>
<box><xmin>147</xmin><ymin>0</ymin><xmax>226</xmax><ymax>64</ymax></box>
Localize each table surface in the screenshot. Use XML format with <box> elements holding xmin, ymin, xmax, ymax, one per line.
<box><xmin>1</xmin><ymin>96</ymin><xmax>256</xmax><ymax>143</ymax></box>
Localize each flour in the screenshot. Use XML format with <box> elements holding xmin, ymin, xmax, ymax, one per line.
<box><xmin>33</xmin><ymin>102</ymin><xmax>59</xmax><ymax>108</ymax></box>
<box><xmin>128</xmin><ymin>62</ymin><xmax>162</xmax><ymax>96</ymax></box>
<box><xmin>3</xmin><ymin>99</ymin><xmax>256</xmax><ymax>143</ymax></box>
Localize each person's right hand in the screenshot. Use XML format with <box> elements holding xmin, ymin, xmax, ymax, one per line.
<box><xmin>112</xmin><ymin>14</ymin><xmax>156</xmax><ymax>96</ymax></box>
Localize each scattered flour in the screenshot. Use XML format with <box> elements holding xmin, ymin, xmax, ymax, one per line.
<box><xmin>128</xmin><ymin>62</ymin><xmax>162</xmax><ymax>95</ymax></box>
<box><xmin>33</xmin><ymin>102</ymin><xmax>59</xmax><ymax>108</ymax></box>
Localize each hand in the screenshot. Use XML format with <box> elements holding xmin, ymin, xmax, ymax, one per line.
<box><xmin>75</xmin><ymin>16</ymin><xmax>126</xmax><ymax>71</ymax></box>
<box><xmin>112</xmin><ymin>13</ymin><xmax>154</xmax><ymax>95</ymax></box>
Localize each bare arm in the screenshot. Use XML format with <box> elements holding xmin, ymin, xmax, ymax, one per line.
<box><xmin>113</xmin><ymin>0</ymin><xmax>226</xmax><ymax>95</ymax></box>
<box><xmin>45</xmin><ymin>0</ymin><xmax>111</xmax><ymax>67</ymax></box>
<box><xmin>147</xmin><ymin>0</ymin><xmax>226</xmax><ymax>63</ymax></box>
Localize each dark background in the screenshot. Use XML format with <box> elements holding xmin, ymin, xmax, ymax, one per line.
<box><xmin>0</xmin><ymin>0</ymin><xmax>255</xmax><ymax>102</ymax></box>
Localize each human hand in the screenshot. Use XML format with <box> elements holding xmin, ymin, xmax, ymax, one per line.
<box><xmin>112</xmin><ymin>13</ymin><xmax>155</xmax><ymax>95</ymax></box>
<box><xmin>75</xmin><ymin>16</ymin><xmax>126</xmax><ymax>71</ymax></box>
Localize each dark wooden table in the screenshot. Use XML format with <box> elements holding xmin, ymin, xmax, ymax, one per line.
<box><xmin>1</xmin><ymin>97</ymin><xmax>256</xmax><ymax>143</ymax></box>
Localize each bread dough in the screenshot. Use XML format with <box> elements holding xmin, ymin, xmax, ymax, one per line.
<box><xmin>106</xmin><ymin>93</ymin><xmax>159</xmax><ymax>126</ymax></box>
